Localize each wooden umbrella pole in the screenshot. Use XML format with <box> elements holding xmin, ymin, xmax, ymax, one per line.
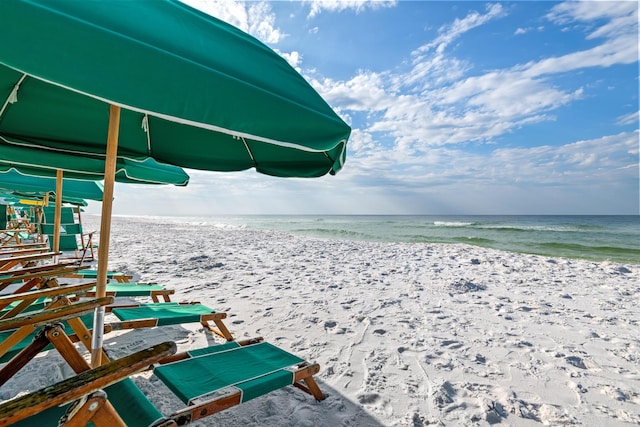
<box><xmin>53</xmin><ymin>169</ymin><xmax>63</xmax><ymax>255</ymax></box>
<box><xmin>91</xmin><ymin>104</ymin><xmax>120</xmax><ymax>368</ymax></box>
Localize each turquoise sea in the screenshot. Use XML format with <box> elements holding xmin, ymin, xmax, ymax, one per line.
<box><xmin>175</xmin><ymin>215</ymin><xmax>639</xmax><ymax>265</ymax></box>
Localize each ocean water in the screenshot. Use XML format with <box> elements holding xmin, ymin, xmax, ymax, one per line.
<box><xmin>130</xmin><ymin>215</ymin><xmax>640</xmax><ymax>264</ymax></box>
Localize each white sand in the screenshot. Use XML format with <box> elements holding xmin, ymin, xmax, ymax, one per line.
<box><xmin>2</xmin><ymin>215</ymin><xmax>639</xmax><ymax>426</ymax></box>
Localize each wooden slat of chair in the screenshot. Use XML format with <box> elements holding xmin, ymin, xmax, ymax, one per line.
<box><xmin>0</xmin><ymin>241</ymin><xmax>47</xmax><ymax>249</ymax></box>
<box><xmin>0</xmin><ymin>263</ymin><xmax>89</xmax><ymax>293</ymax></box>
<box><xmin>0</xmin><ymin>251</ymin><xmax>61</xmax><ymax>271</ymax></box>
<box><xmin>0</xmin><ymin>246</ymin><xmax>50</xmax><ymax>258</ymax></box>
<box><xmin>0</xmin><ymin>259</ymin><xmax>81</xmax><ymax>279</ymax></box>
<box><xmin>0</xmin><ymin>340</ymin><xmax>177</xmax><ymax>427</ymax></box>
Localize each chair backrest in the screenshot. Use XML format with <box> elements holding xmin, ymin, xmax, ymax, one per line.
<box><xmin>41</xmin><ymin>223</ymin><xmax>83</xmax><ymax>251</ymax></box>
<box><xmin>39</xmin><ymin>224</ymin><xmax>55</xmax><ymax>235</ymax></box>
<box><xmin>62</xmin><ymin>223</ymin><xmax>82</xmax><ymax>235</ymax></box>
<box><xmin>42</xmin><ymin>207</ymin><xmax>75</xmax><ymax>224</ymax></box>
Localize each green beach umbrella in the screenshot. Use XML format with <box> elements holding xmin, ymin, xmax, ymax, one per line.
<box><xmin>0</xmin><ymin>169</ymin><xmax>103</xmax><ymax>201</ymax></box>
<box><xmin>0</xmin><ymin>0</ymin><xmax>351</xmax><ymax>366</ymax></box>
<box><xmin>0</xmin><ymin>1</ymin><xmax>350</xmax><ymax>176</ymax></box>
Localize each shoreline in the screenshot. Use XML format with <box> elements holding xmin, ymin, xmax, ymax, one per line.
<box><xmin>93</xmin><ymin>214</ymin><xmax>640</xmax><ymax>266</ymax></box>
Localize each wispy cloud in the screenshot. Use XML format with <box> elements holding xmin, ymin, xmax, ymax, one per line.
<box><xmin>315</xmin><ymin>0</ymin><xmax>637</xmax><ymax>155</ymax></box>
<box><xmin>303</xmin><ymin>0</ymin><xmax>397</xmax><ymax>19</ymax></box>
<box><xmin>415</xmin><ymin>3</ymin><xmax>505</xmax><ymax>55</ymax></box>
<box><xmin>616</xmin><ymin>111</ymin><xmax>639</xmax><ymax>126</ymax></box>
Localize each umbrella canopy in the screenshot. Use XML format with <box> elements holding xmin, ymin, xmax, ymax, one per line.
<box><xmin>0</xmin><ymin>169</ymin><xmax>103</xmax><ymax>201</ymax></box>
<box><xmin>0</xmin><ymin>0</ymin><xmax>351</xmax><ymax>177</ymax></box>
<box><xmin>0</xmin><ymin>150</ymin><xmax>190</xmax><ymax>186</ymax></box>
<box><xmin>0</xmin><ymin>0</ymin><xmax>351</xmax><ymax>367</ymax></box>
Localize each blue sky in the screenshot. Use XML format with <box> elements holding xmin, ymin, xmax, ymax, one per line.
<box><xmin>92</xmin><ymin>0</ymin><xmax>638</xmax><ymax>216</ymax></box>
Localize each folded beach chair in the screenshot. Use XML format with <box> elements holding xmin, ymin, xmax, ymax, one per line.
<box><xmin>0</xmin><ymin>326</ymin><xmax>324</xmax><ymax>426</ymax></box>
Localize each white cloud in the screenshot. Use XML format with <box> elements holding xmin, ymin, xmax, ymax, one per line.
<box><xmin>311</xmin><ymin>71</ymin><xmax>396</xmax><ymax>112</ymax></box>
<box><xmin>315</xmin><ymin>0</ymin><xmax>637</xmax><ymax>154</ymax></box>
<box><xmin>179</xmin><ymin>0</ymin><xmax>285</xmax><ymax>43</ymax></box>
<box><xmin>546</xmin><ymin>1</ymin><xmax>638</xmax><ymax>40</ymax></box>
<box><xmin>414</xmin><ymin>3</ymin><xmax>505</xmax><ymax>55</ymax></box>
<box><xmin>304</xmin><ymin>0</ymin><xmax>397</xmax><ymax>19</ymax></box>
<box><xmin>146</xmin><ymin>0</ymin><xmax>638</xmax><ymax>215</ymax></box>
<box><xmin>278</xmin><ymin>50</ymin><xmax>303</xmax><ymax>70</ymax></box>
<box><xmin>616</xmin><ymin>110</ymin><xmax>639</xmax><ymax>126</ymax></box>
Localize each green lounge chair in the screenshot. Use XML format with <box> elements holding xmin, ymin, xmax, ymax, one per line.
<box><xmin>0</xmin><ymin>300</ymin><xmax>233</xmax><ymax>365</ymax></box>
<box><xmin>60</xmin><ymin>269</ymin><xmax>133</xmax><ymax>283</ymax></box>
<box><xmin>39</xmin><ymin>223</ymin><xmax>95</xmax><ymax>262</ymax></box>
<box><xmin>0</xmin><ymin>329</ymin><xmax>324</xmax><ymax>426</ymax></box>
<box><xmin>109</xmin><ymin>302</ymin><xmax>232</xmax><ymax>340</ymax></box>
<box><xmin>85</xmin><ymin>282</ymin><xmax>175</xmax><ymax>302</ymax></box>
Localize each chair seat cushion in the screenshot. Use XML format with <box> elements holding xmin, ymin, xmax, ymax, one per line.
<box><xmin>154</xmin><ymin>342</ymin><xmax>304</xmax><ymax>404</ymax></box>
<box><xmin>112</xmin><ymin>303</ymin><xmax>214</xmax><ymax>326</ymax></box>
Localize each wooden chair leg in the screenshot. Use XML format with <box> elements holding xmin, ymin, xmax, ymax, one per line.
<box><xmin>0</xmin><ymin>326</ymin><xmax>51</xmax><ymax>387</ymax></box>
<box><xmin>46</xmin><ymin>324</ymin><xmax>91</xmax><ymax>373</ymax></box>
<box><xmin>293</xmin><ymin>363</ymin><xmax>325</xmax><ymax>401</ymax></box>
<box><xmin>66</xmin><ymin>316</ymin><xmax>110</xmax><ymax>363</ymax></box>
<box><xmin>58</xmin><ymin>391</ymin><xmax>126</xmax><ymax>427</ymax></box>
<box><xmin>211</xmin><ymin>318</ymin><xmax>234</xmax><ymax>342</ymax></box>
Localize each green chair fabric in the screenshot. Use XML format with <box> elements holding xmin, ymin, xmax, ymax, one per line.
<box><xmin>0</xmin><ymin>204</ymin><xmax>6</xmax><ymax>230</ymax></box>
<box><xmin>112</xmin><ymin>303</ymin><xmax>216</xmax><ymax>326</ymax></box>
<box><xmin>99</xmin><ymin>283</ymin><xmax>166</xmax><ymax>297</ymax></box>
<box><xmin>42</xmin><ymin>207</ymin><xmax>75</xmax><ymax>224</ymax></box>
<box><xmin>154</xmin><ymin>342</ymin><xmax>304</xmax><ymax>404</ymax></box>
<box><xmin>73</xmin><ymin>269</ymin><xmax>126</xmax><ymax>279</ymax></box>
